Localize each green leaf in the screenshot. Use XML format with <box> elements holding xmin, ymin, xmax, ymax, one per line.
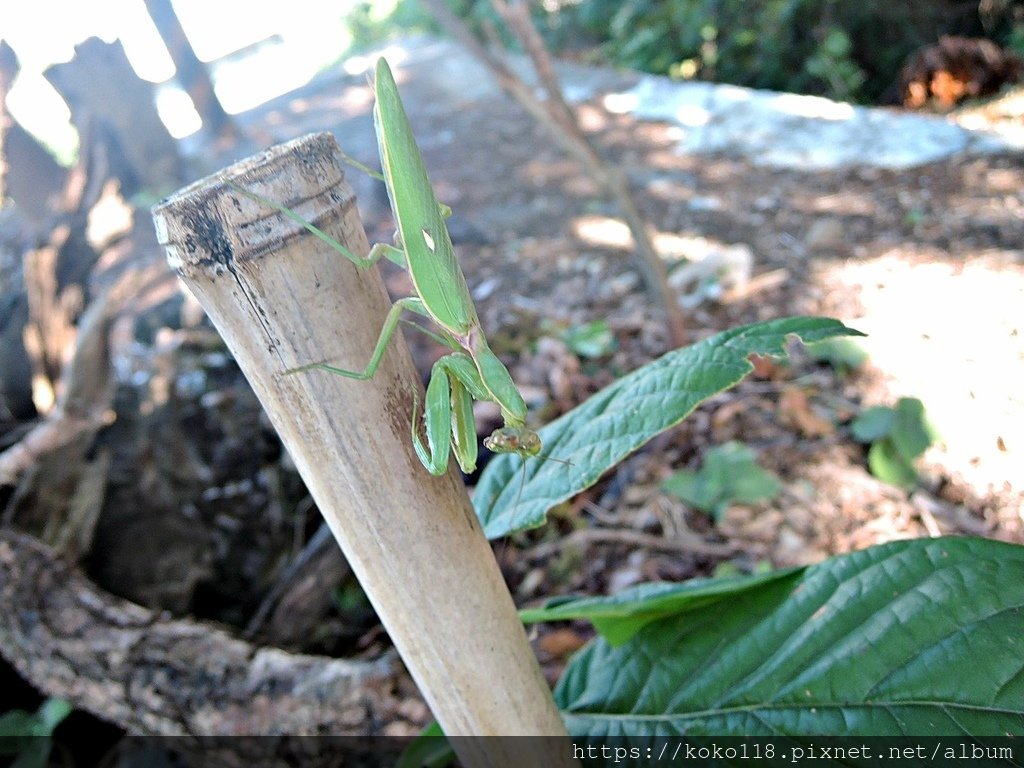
<box><xmin>520</xmin><ymin>568</ymin><xmax>802</xmax><ymax>646</ymax></box>
<box><xmin>35</xmin><ymin>700</ymin><xmax>71</xmax><ymax>734</ymax></box>
<box><xmin>806</xmin><ymin>337</ymin><xmax>868</xmax><ymax>373</ymax></box>
<box><xmin>662</xmin><ymin>442</ymin><xmax>780</xmax><ymax>519</ymax></box>
<box><xmin>557</xmin><ymin>537</ymin><xmax>1024</xmax><ymax>736</ymax></box>
<box><xmin>868</xmin><ymin>439</ymin><xmax>919</xmax><ymax>489</ymax></box>
<box><xmin>475</xmin><ymin>317</ymin><xmax>862</xmax><ymax>539</ymax></box>
<box><xmin>891</xmin><ymin>397</ymin><xmax>933</xmax><ymax>460</ymax></box>
<box><xmin>0</xmin><ymin>712</ymin><xmax>44</xmax><ymax>741</ymax></box>
<box><xmin>728</xmin><ymin>462</ymin><xmax>781</xmax><ymax>506</ymax></box>
<box><xmin>562</xmin><ymin>320</ymin><xmax>617</xmax><ymax>359</ymax></box>
<box><xmin>661</xmin><ymin>469</ymin><xmax>712</xmax><ymax>511</ymax></box>
<box><xmin>396</xmin><ymin>721</ymin><xmax>454</xmax><ymax>768</ymax></box>
<box><xmin>0</xmin><ymin>698</ymin><xmax>70</xmax><ymax>742</ymax></box>
<box><xmin>0</xmin><ymin>699</ymin><xmax>69</xmax><ymax>768</ymax></box>
<box><xmin>850</xmin><ymin>405</ymin><xmax>895</xmax><ymax>443</ymax></box>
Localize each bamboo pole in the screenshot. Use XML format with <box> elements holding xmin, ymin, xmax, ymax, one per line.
<box><xmin>152</xmin><ymin>133</ymin><xmax>576</xmax><ymax>767</ymax></box>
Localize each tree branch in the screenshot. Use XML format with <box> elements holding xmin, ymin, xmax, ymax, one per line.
<box><xmin>0</xmin><ymin>529</ymin><xmax>397</xmax><ymax>736</ymax></box>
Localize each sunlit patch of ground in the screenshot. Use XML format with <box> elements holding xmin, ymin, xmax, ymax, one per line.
<box><xmin>820</xmin><ymin>249</ymin><xmax>1023</xmax><ymax>502</ymax></box>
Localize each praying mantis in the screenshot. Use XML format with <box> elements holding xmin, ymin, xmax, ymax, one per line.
<box><xmin>233</xmin><ymin>58</ymin><xmax>541</xmax><ymax>476</ymax></box>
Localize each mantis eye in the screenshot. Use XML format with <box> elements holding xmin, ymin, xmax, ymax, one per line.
<box><xmin>421</xmin><ymin>228</ymin><xmax>436</xmax><ymax>251</ymax></box>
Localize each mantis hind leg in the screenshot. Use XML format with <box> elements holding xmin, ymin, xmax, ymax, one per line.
<box><xmin>286</xmin><ymin>296</ymin><xmax>427</xmax><ymax>379</ymax></box>
<box><xmin>229</xmin><ymin>183</ymin><xmax>405</xmax><ymax>268</ymax></box>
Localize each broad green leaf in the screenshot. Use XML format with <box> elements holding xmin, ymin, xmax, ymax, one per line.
<box><xmin>557</xmin><ymin>537</ymin><xmax>1024</xmax><ymax>736</ymax></box>
<box><xmin>562</xmin><ymin>320</ymin><xmax>617</xmax><ymax>359</ymax></box>
<box><xmin>396</xmin><ymin>721</ymin><xmax>453</xmax><ymax>768</ymax></box>
<box><xmin>850</xmin><ymin>405</ymin><xmax>895</xmax><ymax>443</ymax></box>
<box><xmin>662</xmin><ymin>442</ymin><xmax>780</xmax><ymax>519</ymax></box>
<box><xmin>806</xmin><ymin>336</ymin><xmax>868</xmax><ymax>373</ymax></box>
<box><xmin>728</xmin><ymin>462</ymin><xmax>781</xmax><ymax>507</ymax></box>
<box><xmin>35</xmin><ymin>700</ymin><xmax>71</xmax><ymax>734</ymax></box>
<box><xmin>0</xmin><ymin>712</ymin><xmax>43</xmax><ymax>742</ymax></box>
<box><xmin>0</xmin><ymin>699</ymin><xmax>69</xmax><ymax>768</ymax></box>
<box><xmin>891</xmin><ymin>396</ymin><xmax>933</xmax><ymax>460</ymax></box>
<box><xmin>868</xmin><ymin>440</ymin><xmax>918</xmax><ymax>489</ymax></box>
<box><xmin>475</xmin><ymin>317</ymin><xmax>862</xmax><ymax>539</ymax></box>
<box><xmin>661</xmin><ymin>469</ymin><xmax>717</xmax><ymax>514</ymax></box>
<box><xmin>0</xmin><ymin>699</ymin><xmax>70</xmax><ymax>742</ymax></box>
<box><xmin>520</xmin><ymin>568</ymin><xmax>802</xmax><ymax>646</ymax></box>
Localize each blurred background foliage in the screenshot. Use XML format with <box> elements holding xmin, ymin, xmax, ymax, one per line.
<box><xmin>345</xmin><ymin>0</ymin><xmax>1024</xmax><ymax>103</ymax></box>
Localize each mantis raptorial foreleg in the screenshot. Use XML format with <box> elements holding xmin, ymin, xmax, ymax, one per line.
<box><xmin>290</xmin><ymin>296</ymin><xmax>493</xmax><ymax>474</ymax></box>
<box><xmin>412</xmin><ymin>353</ymin><xmax>484</xmax><ymax>474</ymax></box>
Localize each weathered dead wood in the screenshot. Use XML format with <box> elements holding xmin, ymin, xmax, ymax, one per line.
<box><xmin>0</xmin><ymin>42</ymin><xmax>68</xmax><ymax>226</ymax></box>
<box><xmin>0</xmin><ymin>528</ymin><xmax>397</xmax><ymax>741</ymax></box>
<box><xmin>0</xmin><ymin>100</ymin><xmax>139</xmax><ymax>425</ymax></box>
<box><xmin>0</xmin><ymin>270</ymin><xmax>152</xmax><ymax>566</ymax></box>
<box><xmin>45</xmin><ymin>38</ymin><xmax>184</xmax><ymax>194</ymax></box>
<box><xmin>245</xmin><ymin>521</ymin><xmax>352</xmax><ymax>649</ymax></box>
<box><xmin>0</xmin><ymin>281</ymin><xmax>113</xmax><ymax>491</ymax></box>
<box><xmin>21</xmin><ymin>225</ymin><xmax>80</xmax><ymax>407</ymax></box>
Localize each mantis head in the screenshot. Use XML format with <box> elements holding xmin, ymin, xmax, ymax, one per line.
<box><xmin>483</xmin><ymin>426</ymin><xmax>542</xmax><ymax>459</ymax></box>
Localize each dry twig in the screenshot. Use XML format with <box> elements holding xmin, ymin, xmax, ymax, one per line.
<box><xmin>526</xmin><ymin>526</ymin><xmax>735</xmax><ymax>560</ymax></box>
<box><xmin>0</xmin><ymin>284</ymin><xmax>116</xmax><ymax>488</ymax></box>
<box><xmin>422</xmin><ymin>0</ymin><xmax>687</xmax><ymax>347</ymax></box>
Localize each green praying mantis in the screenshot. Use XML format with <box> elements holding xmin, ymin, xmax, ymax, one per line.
<box><xmin>233</xmin><ymin>58</ymin><xmax>542</xmax><ymax>476</ymax></box>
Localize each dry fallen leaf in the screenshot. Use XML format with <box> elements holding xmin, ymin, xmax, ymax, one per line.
<box><xmin>748</xmin><ymin>353</ymin><xmax>785</xmax><ymax>380</ymax></box>
<box><xmin>778</xmin><ymin>386</ymin><xmax>835</xmax><ymax>438</ymax></box>
<box><xmin>536</xmin><ymin>627</ymin><xmax>590</xmax><ymax>660</ymax></box>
